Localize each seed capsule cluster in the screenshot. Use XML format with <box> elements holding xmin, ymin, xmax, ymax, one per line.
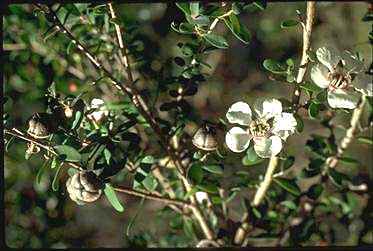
<box><xmin>66</xmin><ymin>171</ymin><xmax>103</xmax><ymax>205</ymax></box>
<box><xmin>192</xmin><ymin>124</ymin><xmax>218</xmax><ymax>151</ymax></box>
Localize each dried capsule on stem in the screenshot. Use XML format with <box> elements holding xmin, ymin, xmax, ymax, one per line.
<box><xmin>66</xmin><ymin>171</ymin><xmax>104</xmax><ymax>205</ymax></box>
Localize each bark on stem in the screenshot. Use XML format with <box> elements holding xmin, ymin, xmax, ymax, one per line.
<box><xmin>233</xmin><ymin>156</ymin><xmax>279</xmax><ymax>246</ymax></box>
<box><xmin>292</xmin><ymin>2</ymin><xmax>316</xmax><ymax>106</ymax></box>
<box><xmin>252</xmin><ymin>156</ymin><xmax>279</xmax><ymax>206</ymax></box>
<box><xmin>113</xmin><ymin>186</ymin><xmax>190</xmax><ymax>208</ymax></box>
<box><xmin>325</xmin><ymin>95</ymin><xmax>367</xmax><ymax>171</ymax></box>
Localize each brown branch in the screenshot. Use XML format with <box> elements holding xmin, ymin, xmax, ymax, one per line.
<box><xmin>106</xmin><ymin>3</ymin><xmax>214</xmax><ymax>240</ymax></box>
<box><xmin>34</xmin><ymin>3</ymin><xmax>214</xmax><ymax>240</ymax></box>
<box><xmin>112</xmin><ymin>185</ymin><xmax>190</xmax><ymax>208</ymax></box>
<box><xmin>292</xmin><ymin>2</ymin><xmax>316</xmax><ymax>107</ymax></box>
<box><xmin>4</xmin><ymin>128</ymin><xmax>83</xmax><ymax>171</ymax></box>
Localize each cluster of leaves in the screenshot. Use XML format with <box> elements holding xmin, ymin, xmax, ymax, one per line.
<box><xmin>3</xmin><ymin>2</ymin><xmax>373</xmax><ymax>248</ymax></box>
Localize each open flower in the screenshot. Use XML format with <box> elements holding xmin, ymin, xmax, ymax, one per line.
<box><xmin>87</xmin><ymin>98</ymin><xmax>109</xmax><ymax>122</ymax></box>
<box><xmin>311</xmin><ymin>46</ymin><xmax>372</xmax><ymax>109</ymax></box>
<box><xmin>225</xmin><ymin>98</ymin><xmax>297</xmax><ymax>158</ymax></box>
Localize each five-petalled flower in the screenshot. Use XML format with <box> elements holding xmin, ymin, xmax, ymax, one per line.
<box><xmin>311</xmin><ymin>47</ymin><xmax>372</xmax><ymax>109</ymax></box>
<box><xmin>225</xmin><ymin>98</ymin><xmax>297</xmax><ymax>158</ymax></box>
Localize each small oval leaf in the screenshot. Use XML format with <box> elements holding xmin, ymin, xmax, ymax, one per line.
<box><xmin>54</xmin><ymin>145</ymin><xmax>82</xmax><ymax>162</ymax></box>
<box><xmin>281</xmin><ymin>20</ymin><xmax>299</xmax><ymax>28</ymax></box>
<box><xmin>104</xmin><ymin>183</ymin><xmax>124</xmax><ymax>212</ymax></box>
<box><xmin>203</xmin><ymin>33</ymin><xmax>229</xmax><ymax>49</ymax></box>
<box><xmin>201</xmin><ymin>164</ymin><xmax>223</xmax><ymax>175</ymax></box>
<box><xmin>273</xmin><ymin>178</ymin><xmax>301</xmax><ymax>196</ymax></box>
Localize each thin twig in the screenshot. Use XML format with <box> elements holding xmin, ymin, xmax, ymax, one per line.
<box><xmin>252</xmin><ymin>156</ymin><xmax>279</xmax><ymax>206</ymax></box>
<box><xmin>4</xmin><ymin>128</ymin><xmax>83</xmax><ymax>171</ymax></box>
<box><xmin>113</xmin><ymin>185</ymin><xmax>190</xmax><ymax>208</ymax></box>
<box><xmin>106</xmin><ymin>3</ymin><xmax>214</xmax><ymax>240</ymax></box>
<box><xmin>324</xmin><ymin>95</ymin><xmax>367</xmax><ymax>172</ymax></box>
<box><xmin>292</xmin><ymin>2</ymin><xmax>316</xmax><ymax>107</ymax></box>
<box><xmin>34</xmin><ymin>3</ymin><xmax>214</xmax><ymax>240</ymax></box>
<box><xmin>233</xmin><ymin>156</ymin><xmax>279</xmax><ymax>246</ymax></box>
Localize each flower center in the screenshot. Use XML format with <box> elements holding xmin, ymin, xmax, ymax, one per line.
<box><xmin>249</xmin><ymin>120</ymin><xmax>271</xmax><ymax>138</ymax></box>
<box><xmin>327</xmin><ymin>60</ymin><xmax>352</xmax><ymax>92</ymax></box>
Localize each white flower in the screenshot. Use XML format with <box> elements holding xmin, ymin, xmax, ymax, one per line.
<box><xmin>225</xmin><ymin>98</ymin><xmax>297</xmax><ymax>158</ymax></box>
<box><xmin>311</xmin><ymin>46</ymin><xmax>372</xmax><ymax>109</ymax></box>
<box><xmin>87</xmin><ymin>98</ymin><xmax>109</xmax><ymax>122</ymax></box>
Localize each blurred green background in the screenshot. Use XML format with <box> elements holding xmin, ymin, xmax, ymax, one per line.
<box><xmin>3</xmin><ymin>2</ymin><xmax>372</xmax><ymax>247</ymax></box>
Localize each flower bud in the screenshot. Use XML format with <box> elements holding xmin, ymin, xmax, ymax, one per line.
<box><xmin>192</xmin><ymin>124</ymin><xmax>218</xmax><ymax>151</ymax></box>
<box><xmin>66</xmin><ymin>171</ymin><xmax>103</xmax><ymax>205</ymax></box>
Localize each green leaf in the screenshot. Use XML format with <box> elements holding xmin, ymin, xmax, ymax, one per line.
<box><xmin>339</xmin><ymin>157</ymin><xmax>360</xmax><ymax>166</ymax></box>
<box><xmin>273</xmin><ymin>178</ymin><xmax>301</xmax><ymax>196</ymax></box>
<box><xmin>190</xmin><ymin>2</ymin><xmax>199</xmax><ymax>17</ymax></box>
<box><xmin>54</xmin><ymin>145</ymin><xmax>82</xmax><ymax>162</ymax></box>
<box><xmin>51</xmin><ymin>156</ymin><xmax>58</xmax><ymax>169</ymax></box>
<box><xmin>142</xmin><ymin>174</ymin><xmax>158</xmax><ymax>192</ymax></box>
<box><xmin>188</xmin><ymin>163</ymin><xmax>204</xmax><ymax>184</ymax></box>
<box><xmin>252</xmin><ymin>207</ymin><xmax>262</xmax><ymax>218</ymax></box>
<box><xmin>300</xmin><ymin>82</ymin><xmax>323</xmax><ymax>93</ymax></box>
<box><xmin>280</xmin><ymin>20</ymin><xmax>299</xmax><ymax>28</ymax></box>
<box><xmin>184</xmin><ymin>187</ymin><xmax>198</xmax><ymax>200</ymax></box>
<box><xmin>183</xmin><ymin>217</ymin><xmax>197</xmax><ymax>241</ymax></box>
<box><xmin>280</xmin><ymin>200</ymin><xmax>297</xmax><ymax>210</ymax></box>
<box><xmin>37</xmin><ymin>158</ymin><xmax>51</xmax><ymax>184</ymax></box>
<box><xmin>67</xmin><ymin>167</ymin><xmax>78</xmax><ymax>177</ymax></box>
<box><xmin>328</xmin><ymin>168</ymin><xmax>349</xmax><ymax>187</ymax></box>
<box><xmin>308</xmin><ymin>102</ymin><xmax>321</xmax><ymax>119</ymax></box>
<box><xmin>306</xmin><ymin>49</ymin><xmax>318</xmax><ymax>62</ymax></box>
<box><xmin>232</xmin><ymin>2</ymin><xmax>243</xmax><ymax>15</ymax></box>
<box><xmin>253</xmin><ymin>0</ymin><xmax>267</xmax><ymax>10</ymax></box>
<box><xmin>63</xmin><ymin>4</ymin><xmax>81</xmax><ymax>16</ymax></box>
<box><xmin>203</xmin><ymin>33</ymin><xmax>229</xmax><ymax>49</ymax></box>
<box><xmin>201</xmin><ymin>164</ymin><xmax>223</xmax><ymax>175</ymax></box>
<box><xmin>72</xmin><ymin>110</ymin><xmax>83</xmax><ymax>130</ymax></box>
<box><xmin>141</xmin><ymin>155</ymin><xmax>155</xmax><ymax>165</ymax></box>
<box><xmin>294</xmin><ymin>113</ymin><xmax>304</xmax><ymax>133</ymax></box>
<box><xmin>242</xmin><ymin>155</ymin><xmax>264</xmax><ymax>166</ymax></box>
<box><xmin>283</xmin><ymin>156</ymin><xmax>295</xmax><ymax>171</ymax></box>
<box><xmin>246</xmin><ymin>146</ymin><xmax>259</xmax><ymax>161</ymax></box>
<box><xmin>5</xmin><ymin>135</ymin><xmax>15</xmax><ymax>152</ymax></box>
<box><xmin>52</xmin><ymin>162</ymin><xmax>63</xmax><ymax>191</ymax></box>
<box><xmin>263</xmin><ymin>59</ymin><xmax>287</xmax><ymax>74</ymax></box>
<box><xmin>315</xmin><ymin>90</ymin><xmax>327</xmax><ymax>103</ymax></box>
<box><xmin>176</xmin><ymin>3</ymin><xmax>191</xmax><ymax>16</ymax></box>
<box><xmin>104</xmin><ymin>148</ymin><xmax>111</xmax><ymax>165</ymax></box>
<box><xmin>224</xmin><ymin>14</ymin><xmax>251</xmax><ymax>44</ymax></box>
<box><xmin>196</xmin><ymin>183</ymin><xmax>219</xmax><ymax>194</ymax></box>
<box><xmin>307</xmin><ymin>184</ymin><xmax>323</xmax><ymax>200</ymax></box>
<box><xmin>358</xmin><ymin>137</ymin><xmax>373</xmax><ymax>145</ymax></box>
<box><xmin>170</xmin><ymin>216</ymin><xmax>183</xmax><ymax>229</ymax></box>
<box><xmin>104</xmin><ymin>183</ymin><xmax>124</xmax><ymax>212</ymax></box>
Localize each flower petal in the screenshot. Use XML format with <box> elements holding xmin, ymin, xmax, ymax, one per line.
<box><xmin>310</xmin><ymin>64</ymin><xmax>330</xmax><ymax>89</ymax></box>
<box><xmin>316</xmin><ymin>47</ymin><xmax>342</xmax><ymax>73</ymax></box>
<box><xmin>253</xmin><ymin>98</ymin><xmax>282</xmax><ymax>120</ymax></box>
<box><xmin>341</xmin><ymin>50</ymin><xmax>365</xmax><ymax>73</ymax></box>
<box><xmin>226</xmin><ymin>101</ymin><xmax>252</xmax><ymax>126</ymax></box>
<box><xmin>91</xmin><ymin>98</ymin><xmax>105</xmax><ymax>108</ymax></box>
<box><xmin>327</xmin><ymin>87</ymin><xmax>361</xmax><ymax>109</ymax></box>
<box><xmin>253</xmin><ymin>136</ymin><xmax>283</xmax><ymax>158</ymax></box>
<box><xmin>272</xmin><ymin>113</ymin><xmax>297</xmax><ymax>140</ymax></box>
<box><xmin>225</xmin><ymin>127</ymin><xmax>252</xmax><ymax>153</ymax></box>
<box><xmin>353</xmin><ymin>73</ymin><xmax>373</xmax><ymax>96</ymax></box>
